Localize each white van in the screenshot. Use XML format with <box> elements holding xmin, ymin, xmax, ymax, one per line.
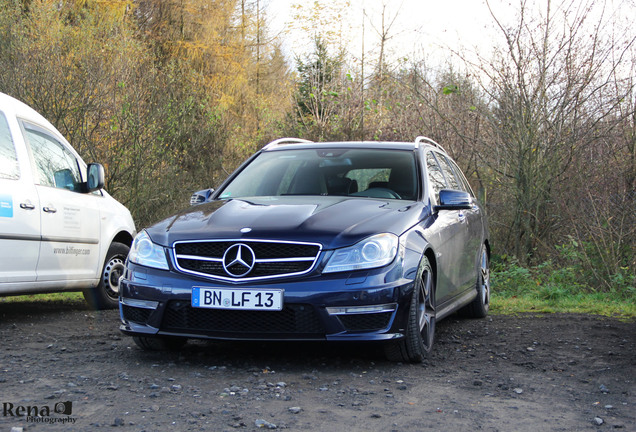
<box><xmin>0</xmin><ymin>92</ymin><xmax>136</xmax><ymax>309</ymax></box>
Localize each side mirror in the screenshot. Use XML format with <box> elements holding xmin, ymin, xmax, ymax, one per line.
<box><xmin>190</xmin><ymin>188</ymin><xmax>215</xmax><ymax>205</ymax></box>
<box><xmin>434</xmin><ymin>189</ymin><xmax>472</xmax><ymax>211</ymax></box>
<box><xmin>87</xmin><ymin>163</ymin><xmax>105</xmax><ymax>192</ymax></box>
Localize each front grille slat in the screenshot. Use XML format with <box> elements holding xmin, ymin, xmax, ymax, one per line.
<box><xmin>249</xmin><ymin>261</ymin><xmax>313</xmax><ymax>277</ymax></box>
<box><xmin>338</xmin><ymin>312</ymin><xmax>393</xmax><ymax>332</ymax></box>
<box><xmin>173</xmin><ymin>239</ymin><xmax>321</xmax><ymax>282</ymax></box>
<box><xmin>122</xmin><ymin>305</ymin><xmax>153</xmax><ymax>324</ymax></box>
<box><xmin>162</xmin><ymin>301</ymin><xmax>324</xmax><ymax>335</ymax></box>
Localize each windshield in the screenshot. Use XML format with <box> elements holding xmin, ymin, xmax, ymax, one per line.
<box><xmin>218</xmin><ymin>148</ymin><xmax>418</xmax><ymax>201</ymax></box>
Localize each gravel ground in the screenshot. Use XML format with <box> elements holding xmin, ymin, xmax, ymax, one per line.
<box><xmin>0</xmin><ymin>299</ymin><xmax>634</xmax><ymax>431</ymax></box>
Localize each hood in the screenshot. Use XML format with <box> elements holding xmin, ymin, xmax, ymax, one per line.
<box><xmin>145</xmin><ymin>196</ymin><xmax>428</xmax><ymax>250</ymax></box>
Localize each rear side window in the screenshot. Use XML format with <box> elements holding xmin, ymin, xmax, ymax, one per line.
<box><xmin>435</xmin><ymin>153</ymin><xmax>462</xmax><ymax>191</ymax></box>
<box><xmin>447</xmin><ymin>158</ymin><xmax>475</xmax><ymax>197</ymax></box>
<box><xmin>21</xmin><ymin>122</ymin><xmax>82</xmax><ymax>192</ymax></box>
<box><xmin>0</xmin><ymin>111</ymin><xmax>20</xmax><ymax>180</ymax></box>
<box><xmin>425</xmin><ymin>152</ymin><xmax>446</xmax><ymax>201</ymax></box>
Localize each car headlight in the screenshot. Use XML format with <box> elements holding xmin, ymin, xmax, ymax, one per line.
<box><xmin>323</xmin><ymin>233</ymin><xmax>398</xmax><ymax>273</ymax></box>
<box><xmin>128</xmin><ymin>231</ymin><xmax>169</xmax><ymax>270</ymax></box>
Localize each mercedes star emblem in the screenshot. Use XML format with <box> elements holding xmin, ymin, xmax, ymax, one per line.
<box><xmin>222</xmin><ymin>243</ymin><xmax>256</xmax><ymax>277</ymax></box>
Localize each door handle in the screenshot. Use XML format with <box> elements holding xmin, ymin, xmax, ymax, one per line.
<box><xmin>20</xmin><ymin>202</ymin><xmax>36</xmax><ymax>210</ymax></box>
<box><xmin>43</xmin><ymin>206</ymin><xmax>57</xmax><ymax>213</ymax></box>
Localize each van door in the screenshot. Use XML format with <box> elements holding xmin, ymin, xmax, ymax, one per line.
<box><xmin>0</xmin><ymin>111</ymin><xmax>40</xmax><ymax>283</ymax></box>
<box><xmin>21</xmin><ymin>121</ymin><xmax>101</xmax><ymax>282</ymax></box>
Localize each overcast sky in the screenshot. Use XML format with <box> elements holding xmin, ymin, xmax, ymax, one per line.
<box><xmin>265</xmin><ymin>0</ymin><xmax>516</xmax><ymax>63</ymax></box>
<box><xmin>265</xmin><ymin>0</ymin><xmax>634</xmax><ymax>69</ymax></box>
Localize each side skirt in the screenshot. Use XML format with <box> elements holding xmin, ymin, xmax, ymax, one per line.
<box><xmin>435</xmin><ymin>289</ymin><xmax>477</xmax><ymax>321</ymax></box>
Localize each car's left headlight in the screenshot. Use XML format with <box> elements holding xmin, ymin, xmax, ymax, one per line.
<box><xmin>323</xmin><ymin>233</ymin><xmax>398</xmax><ymax>273</ymax></box>
<box><xmin>128</xmin><ymin>230</ymin><xmax>170</xmax><ymax>270</ymax></box>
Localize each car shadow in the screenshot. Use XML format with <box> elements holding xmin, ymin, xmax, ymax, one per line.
<box><xmin>127</xmin><ymin>318</ymin><xmax>458</xmax><ymax>369</ymax></box>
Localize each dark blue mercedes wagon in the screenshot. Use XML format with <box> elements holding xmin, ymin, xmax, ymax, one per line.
<box><xmin>119</xmin><ymin>137</ymin><xmax>490</xmax><ymax>362</ymax></box>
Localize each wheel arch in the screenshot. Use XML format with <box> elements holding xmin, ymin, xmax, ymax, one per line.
<box><xmin>423</xmin><ymin>247</ymin><xmax>437</xmax><ymax>294</ymax></box>
<box><xmin>480</xmin><ymin>238</ymin><xmax>491</xmax><ymax>274</ymax></box>
<box><xmin>111</xmin><ymin>230</ymin><xmax>134</xmax><ymax>248</ymax></box>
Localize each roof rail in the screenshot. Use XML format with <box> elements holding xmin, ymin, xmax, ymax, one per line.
<box><xmin>263</xmin><ymin>137</ymin><xmax>313</xmax><ymax>150</ymax></box>
<box><xmin>415</xmin><ymin>136</ymin><xmax>447</xmax><ymax>153</ymax></box>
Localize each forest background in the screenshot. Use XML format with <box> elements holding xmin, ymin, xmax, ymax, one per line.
<box><xmin>0</xmin><ymin>0</ymin><xmax>633</xmax><ymax>302</ymax></box>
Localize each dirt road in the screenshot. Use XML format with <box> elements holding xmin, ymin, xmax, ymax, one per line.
<box><xmin>0</xmin><ymin>299</ymin><xmax>634</xmax><ymax>431</ymax></box>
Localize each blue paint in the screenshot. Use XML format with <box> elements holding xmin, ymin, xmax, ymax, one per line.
<box><xmin>191</xmin><ymin>287</ymin><xmax>200</xmax><ymax>307</ymax></box>
<box><xmin>0</xmin><ymin>194</ymin><xmax>12</xmax><ymax>218</ymax></box>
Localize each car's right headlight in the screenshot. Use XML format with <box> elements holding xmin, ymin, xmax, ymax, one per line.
<box><xmin>128</xmin><ymin>231</ymin><xmax>169</xmax><ymax>270</ymax></box>
<box><xmin>323</xmin><ymin>233</ymin><xmax>398</xmax><ymax>273</ymax></box>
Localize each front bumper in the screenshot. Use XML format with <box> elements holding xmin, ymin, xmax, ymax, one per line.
<box><xmin>119</xmin><ymin>260</ymin><xmax>417</xmax><ymax>343</ymax></box>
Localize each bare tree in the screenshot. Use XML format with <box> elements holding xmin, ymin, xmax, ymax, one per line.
<box><xmin>470</xmin><ymin>0</ymin><xmax>635</xmax><ymax>264</ymax></box>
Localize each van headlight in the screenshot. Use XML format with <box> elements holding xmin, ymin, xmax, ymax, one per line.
<box><xmin>323</xmin><ymin>233</ymin><xmax>398</xmax><ymax>273</ymax></box>
<box><xmin>128</xmin><ymin>231</ymin><xmax>169</xmax><ymax>270</ymax></box>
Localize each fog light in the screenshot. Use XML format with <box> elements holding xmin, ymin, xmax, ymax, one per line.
<box><xmin>326</xmin><ymin>303</ymin><xmax>397</xmax><ymax>315</ymax></box>
<box><xmin>120</xmin><ymin>298</ymin><xmax>159</xmax><ymax>309</ymax></box>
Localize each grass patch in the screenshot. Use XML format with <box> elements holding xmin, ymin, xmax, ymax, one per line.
<box><xmin>491</xmin><ymin>256</ymin><xmax>636</xmax><ymax>320</ymax></box>
<box><xmin>491</xmin><ymin>293</ymin><xmax>636</xmax><ymax>319</ymax></box>
<box><xmin>0</xmin><ymin>292</ymin><xmax>85</xmax><ymax>304</ymax></box>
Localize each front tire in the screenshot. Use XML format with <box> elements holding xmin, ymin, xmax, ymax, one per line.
<box><xmin>83</xmin><ymin>242</ymin><xmax>129</xmax><ymax>310</ymax></box>
<box><xmin>385</xmin><ymin>256</ymin><xmax>436</xmax><ymax>362</ymax></box>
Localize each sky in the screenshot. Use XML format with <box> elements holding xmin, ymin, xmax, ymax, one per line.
<box><xmin>265</xmin><ymin>0</ymin><xmax>513</xmax><ymax>64</ymax></box>
<box><xmin>264</xmin><ymin>0</ymin><xmax>635</xmax><ymax>70</ymax></box>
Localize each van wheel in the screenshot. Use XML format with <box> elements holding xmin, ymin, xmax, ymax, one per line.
<box><xmin>83</xmin><ymin>242</ymin><xmax>129</xmax><ymax>310</ymax></box>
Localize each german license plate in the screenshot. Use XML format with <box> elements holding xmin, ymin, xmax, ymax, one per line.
<box><xmin>191</xmin><ymin>287</ymin><xmax>283</xmax><ymax>311</ymax></box>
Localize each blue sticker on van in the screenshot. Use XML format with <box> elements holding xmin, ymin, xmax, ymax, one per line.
<box><xmin>0</xmin><ymin>195</ymin><xmax>13</xmax><ymax>217</ymax></box>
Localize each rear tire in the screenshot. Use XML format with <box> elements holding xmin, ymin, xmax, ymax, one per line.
<box><xmin>460</xmin><ymin>244</ymin><xmax>490</xmax><ymax>318</ymax></box>
<box><xmin>133</xmin><ymin>336</ymin><xmax>188</xmax><ymax>351</ymax></box>
<box><xmin>385</xmin><ymin>256</ymin><xmax>436</xmax><ymax>362</ymax></box>
<box><xmin>83</xmin><ymin>242</ymin><xmax>129</xmax><ymax>310</ymax></box>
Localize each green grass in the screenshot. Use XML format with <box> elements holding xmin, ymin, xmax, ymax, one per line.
<box><xmin>490</xmin><ymin>257</ymin><xmax>636</xmax><ymax>320</ymax></box>
<box><xmin>0</xmin><ymin>291</ymin><xmax>85</xmax><ymax>304</ymax></box>
<box><xmin>491</xmin><ymin>293</ymin><xmax>636</xmax><ymax>319</ymax></box>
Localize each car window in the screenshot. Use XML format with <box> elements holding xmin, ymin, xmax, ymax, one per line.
<box><xmin>447</xmin><ymin>158</ymin><xmax>475</xmax><ymax>197</ymax></box>
<box><xmin>425</xmin><ymin>152</ymin><xmax>446</xmax><ymax>201</ymax></box>
<box><xmin>436</xmin><ymin>153</ymin><xmax>462</xmax><ymax>191</ymax></box>
<box><xmin>21</xmin><ymin>122</ymin><xmax>82</xmax><ymax>192</ymax></box>
<box><xmin>345</xmin><ymin>168</ymin><xmax>390</xmax><ymax>191</ymax></box>
<box><xmin>219</xmin><ymin>155</ymin><xmax>323</xmax><ymax>198</ymax></box>
<box><xmin>219</xmin><ymin>148</ymin><xmax>418</xmax><ymax>201</ymax></box>
<box><xmin>0</xmin><ymin>111</ymin><xmax>20</xmax><ymax>180</ymax></box>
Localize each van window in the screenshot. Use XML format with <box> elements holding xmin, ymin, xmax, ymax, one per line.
<box><xmin>0</xmin><ymin>111</ymin><xmax>19</xmax><ymax>180</ymax></box>
<box><xmin>22</xmin><ymin>122</ymin><xmax>82</xmax><ymax>192</ymax></box>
